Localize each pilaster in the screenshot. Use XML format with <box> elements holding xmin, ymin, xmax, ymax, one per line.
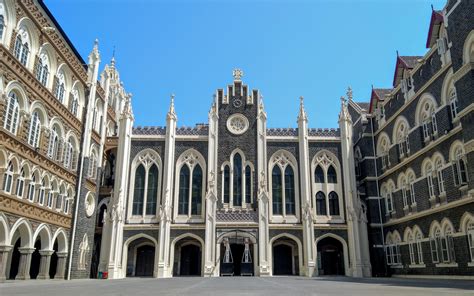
<box><xmin>297</xmin><ymin>96</ymin><xmax>316</xmax><ymax>277</ymax></box>
<box><xmin>257</xmin><ymin>96</ymin><xmax>270</xmax><ymax>276</ymax></box>
<box><xmin>157</xmin><ymin>95</ymin><xmax>177</xmax><ymax>278</ymax></box>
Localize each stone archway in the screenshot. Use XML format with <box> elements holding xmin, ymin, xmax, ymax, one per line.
<box><xmin>122</xmin><ymin>234</ymin><xmax>158</xmax><ymax>278</ymax></box>
<box><xmin>217</xmin><ymin>230</ymin><xmax>257</xmax><ymax>276</ymax></box>
<box><xmin>171</xmin><ymin>234</ymin><xmax>204</xmax><ymax>277</ymax></box>
<box><xmin>269</xmin><ymin>234</ymin><xmax>302</xmax><ymax>276</ymax></box>
<box><xmin>316</xmin><ymin>236</ymin><xmax>345</xmax><ymax>276</ymax></box>
<box><xmin>8</xmin><ymin>219</ymin><xmax>33</xmax><ymax>280</ymax></box>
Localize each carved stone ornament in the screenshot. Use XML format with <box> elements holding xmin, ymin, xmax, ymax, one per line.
<box><xmin>226</xmin><ymin>113</ymin><xmax>249</xmax><ymax>135</ymax></box>
<box><xmin>84</xmin><ymin>193</ymin><xmax>96</xmax><ymax>218</ymax></box>
<box><xmin>314</xmin><ymin>152</ymin><xmax>336</xmax><ymax>169</ymax></box>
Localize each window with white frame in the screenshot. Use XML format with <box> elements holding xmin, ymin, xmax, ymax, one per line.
<box><xmin>15</xmin><ymin>168</ymin><xmax>25</xmax><ymax>198</ymax></box>
<box><xmin>14</xmin><ymin>29</ymin><xmax>30</xmax><ymax>66</ymax></box>
<box><xmin>131</xmin><ymin>152</ymin><xmax>160</xmax><ymax>217</ymax></box>
<box><xmin>407</xmin><ymin>172</ymin><xmax>416</xmax><ymax>205</ymax></box>
<box><xmin>178</xmin><ymin>163</ymin><xmax>203</xmax><ymax>216</ymax></box>
<box><xmin>2</xmin><ymin>162</ymin><xmax>14</xmax><ymax>193</ymax></box>
<box><xmin>56</xmin><ymin>188</ymin><xmax>65</xmax><ymax>210</ymax></box>
<box><xmin>271</xmin><ymin>151</ymin><xmax>297</xmax><ymax>217</ymax></box>
<box><xmin>449</xmin><ymin>88</ymin><xmax>458</xmax><ymax>120</ymax></box>
<box><xmin>28</xmin><ymin>111</ymin><xmax>41</xmax><ymax>148</ymax></box>
<box><xmin>419</xmin><ymin>99</ymin><xmax>437</xmax><ymax>141</ymax></box>
<box><xmin>88</xmin><ymin>151</ymin><xmax>98</xmax><ymax>179</ymax></box>
<box><xmin>0</xmin><ymin>15</ymin><xmax>4</xmax><ymax>42</ymax></box>
<box><xmin>70</xmin><ymin>89</ymin><xmax>79</xmax><ymax>117</ymax></box>
<box><xmin>425</xmin><ymin>162</ymin><xmax>436</xmax><ymax>199</ymax></box>
<box><xmin>408</xmin><ymin>233</ymin><xmax>416</xmax><ymax>264</ymax></box>
<box><xmin>378</xmin><ymin>136</ymin><xmax>390</xmax><ymax>170</ymax></box>
<box><xmin>400</xmin><ymin>177</ymin><xmax>408</xmax><ymax>208</ymax></box>
<box><xmin>63</xmin><ymin>139</ymin><xmax>74</xmax><ymax>169</ymax></box>
<box><xmin>47</xmin><ymin>185</ymin><xmax>55</xmax><ymax>208</ymax></box>
<box><xmin>435</xmin><ymin>158</ymin><xmax>445</xmax><ymax>194</ymax></box>
<box><xmin>312</xmin><ymin>151</ymin><xmax>342</xmax><ymax>219</ymax></box>
<box><xmin>47</xmin><ymin>126</ymin><xmax>60</xmax><ymax>159</ymax></box>
<box><xmin>385</xmin><ymin>234</ymin><xmax>401</xmax><ymax>266</ymax></box>
<box><xmin>54</xmin><ymin>71</ymin><xmax>66</xmax><ymax>103</ymax></box>
<box><xmin>416</xmin><ymin>231</ymin><xmax>424</xmax><ymax>264</ymax></box>
<box><xmin>27</xmin><ymin>174</ymin><xmax>36</xmax><ymax>201</ymax></box>
<box><xmin>36</xmin><ymin>53</ymin><xmax>49</xmax><ymax>86</ymax></box>
<box><xmin>467</xmin><ymin>222</ymin><xmax>474</xmax><ymax>263</ymax></box>
<box><xmin>430</xmin><ymin>228</ymin><xmax>440</xmax><ymax>263</ymax></box>
<box><xmin>395</xmin><ymin>120</ymin><xmax>410</xmax><ymax>158</ymax></box>
<box><xmin>222</xmin><ymin>152</ymin><xmax>253</xmax><ymax>208</ymax></box>
<box><xmin>38</xmin><ymin>177</ymin><xmax>46</xmax><ymax>205</ymax></box>
<box><xmin>4</xmin><ymin>91</ymin><xmax>20</xmax><ymax>135</ymax></box>
<box><xmin>440</xmin><ymin>226</ymin><xmax>456</xmax><ymax>263</ymax></box>
<box><xmin>452</xmin><ymin>146</ymin><xmax>468</xmax><ymax>186</ymax></box>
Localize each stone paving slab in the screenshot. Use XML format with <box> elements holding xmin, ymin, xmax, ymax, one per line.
<box><xmin>1</xmin><ymin>276</ymin><xmax>473</xmax><ymax>296</ymax></box>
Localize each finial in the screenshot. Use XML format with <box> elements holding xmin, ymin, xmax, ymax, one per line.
<box><xmin>299</xmin><ymin>96</ymin><xmax>304</xmax><ymax>106</ymax></box>
<box><xmin>346</xmin><ymin>87</ymin><xmax>353</xmax><ymax>101</ymax></box>
<box><xmin>340</xmin><ymin>96</ymin><xmax>346</xmax><ymax>105</ymax></box>
<box><xmin>233</xmin><ymin>68</ymin><xmax>243</xmax><ymax>81</ymax></box>
<box><xmin>94</xmin><ymin>38</ymin><xmax>99</xmax><ymax>49</ymax></box>
<box><xmin>111</xmin><ymin>46</ymin><xmax>116</xmax><ymax>66</ymax></box>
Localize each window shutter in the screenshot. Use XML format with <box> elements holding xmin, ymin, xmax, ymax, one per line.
<box><xmin>452</xmin><ymin>162</ymin><xmax>460</xmax><ymax>186</ymax></box>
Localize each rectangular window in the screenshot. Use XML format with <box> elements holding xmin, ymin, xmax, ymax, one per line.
<box><xmin>28</xmin><ymin>183</ymin><xmax>35</xmax><ymax>201</ymax></box>
<box><xmin>410</xmin><ymin>183</ymin><xmax>416</xmax><ymax>205</ymax></box>
<box><xmin>386</xmin><ymin>193</ymin><xmax>393</xmax><ymax>213</ymax></box>
<box><xmin>402</xmin><ymin>188</ymin><xmax>408</xmax><ymax>208</ymax></box>
<box><xmin>409</xmin><ymin>243</ymin><xmax>415</xmax><ymax>264</ymax></box>
<box><xmin>430</xmin><ymin>238</ymin><xmax>439</xmax><ymax>263</ymax></box>
<box><xmin>450</xmin><ymin>99</ymin><xmax>458</xmax><ymax>119</ymax></box>
<box><xmin>437</xmin><ymin>169</ymin><xmax>445</xmax><ymax>194</ymax></box>
<box><xmin>423</xmin><ymin>122</ymin><xmax>430</xmax><ymax>140</ymax></box>
<box><xmin>405</xmin><ymin>136</ymin><xmax>410</xmax><ymax>155</ymax></box>
<box><xmin>431</xmin><ymin>113</ymin><xmax>438</xmax><ymax>134</ymax></box>
<box><xmin>417</xmin><ymin>241</ymin><xmax>424</xmax><ymax>264</ymax></box>
<box><xmin>398</xmin><ymin>142</ymin><xmax>405</xmax><ymax>158</ymax></box>
<box><xmin>447</xmin><ymin>235</ymin><xmax>456</xmax><ymax>263</ymax></box>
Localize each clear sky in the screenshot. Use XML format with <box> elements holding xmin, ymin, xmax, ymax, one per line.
<box><xmin>44</xmin><ymin>0</ymin><xmax>446</xmax><ymax>128</ymax></box>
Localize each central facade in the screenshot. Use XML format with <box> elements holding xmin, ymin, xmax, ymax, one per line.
<box><xmin>98</xmin><ymin>71</ymin><xmax>372</xmax><ymax>278</ymax></box>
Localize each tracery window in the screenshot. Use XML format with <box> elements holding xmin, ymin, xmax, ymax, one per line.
<box><xmin>418</xmin><ymin>98</ymin><xmax>438</xmax><ymax>141</ymax></box>
<box><xmin>28</xmin><ymin>111</ymin><xmax>41</xmax><ymax>148</ymax></box>
<box><xmin>312</xmin><ymin>151</ymin><xmax>342</xmax><ymax>219</ymax></box>
<box><xmin>2</xmin><ymin>162</ymin><xmax>14</xmax><ymax>193</ymax></box>
<box><xmin>270</xmin><ymin>151</ymin><xmax>297</xmax><ymax>217</ymax></box>
<box><xmin>4</xmin><ymin>92</ymin><xmax>20</xmax><ymax>135</ymax></box>
<box><xmin>130</xmin><ymin>153</ymin><xmax>160</xmax><ymax>216</ymax></box>
<box><xmin>222</xmin><ymin>151</ymin><xmax>253</xmax><ymax>208</ymax></box>
<box><xmin>395</xmin><ymin>119</ymin><xmax>410</xmax><ymax>158</ymax></box>
<box><xmin>176</xmin><ymin>150</ymin><xmax>205</xmax><ymax>219</ymax></box>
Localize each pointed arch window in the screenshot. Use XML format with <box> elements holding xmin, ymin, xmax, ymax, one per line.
<box><xmin>191</xmin><ymin>165</ymin><xmax>203</xmax><ymax>215</ymax></box>
<box><xmin>315</xmin><ymin>165</ymin><xmax>324</xmax><ymax>183</ymax></box>
<box><xmin>272</xmin><ymin>166</ymin><xmax>282</xmax><ymax>215</ymax></box>
<box><xmin>28</xmin><ymin>111</ymin><xmax>41</xmax><ymax>147</ymax></box>
<box><xmin>14</xmin><ymin>35</ymin><xmax>29</xmax><ymax>66</ymax></box>
<box><xmin>233</xmin><ymin>154</ymin><xmax>242</xmax><ymax>206</ymax></box>
<box><xmin>47</xmin><ymin>127</ymin><xmax>60</xmax><ymax>159</ymax></box>
<box><xmin>284</xmin><ymin>166</ymin><xmax>295</xmax><ymax>215</ymax></box>
<box><xmin>245</xmin><ymin>165</ymin><xmax>251</xmax><ymax>204</ymax></box>
<box><xmin>0</xmin><ymin>15</ymin><xmax>4</xmax><ymax>41</ymax></box>
<box><xmin>328</xmin><ymin>191</ymin><xmax>340</xmax><ymax>216</ymax></box>
<box><xmin>132</xmin><ymin>164</ymin><xmax>145</xmax><ymax>215</ymax></box>
<box><xmin>28</xmin><ymin>174</ymin><xmax>36</xmax><ymax>201</ymax></box>
<box><xmin>4</xmin><ymin>92</ymin><xmax>20</xmax><ymax>135</ymax></box>
<box><xmin>54</xmin><ymin>72</ymin><xmax>66</xmax><ymax>103</ymax></box>
<box><xmin>38</xmin><ymin>178</ymin><xmax>46</xmax><ymax>205</ymax></box>
<box><xmin>449</xmin><ymin>88</ymin><xmax>458</xmax><ymax>120</ymax></box>
<box><xmin>316</xmin><ymin>191</ymin><xmax>326</xmax><ymax>215</ymax></box>
<box><xmin>15</xmin><ymin>168</ymin><xmax>25</xmax><ymax>198</ymax></box>
<box><xmin>223</xmin><ymin>165</ymin><xmax>230</xmax><ymax>204</ymax></box>
<box><xmin>178</xmin><ymin>165</ymin><xmax>190</xmax><ymax>215</ymax></box>
<box><xmin>63</xmin><ymin>139</ymin><xmax>74</xmax><ymax>169</ymax></box>
<box><xmin>327</xmin><ymin>166</ymin><xmax>337</xmax><ymax>183</ymax></box>
<box><xmin>2</xmin><ymin>162</ymin><xmax>14</xmax><ymax>193</ymax></box>
<box><xmin>70</xmin><ymin>89</ymin><xmax>79</xmax><ymax>117</ymax></box>
<box><xmin>178</xmin><ymin>163</ymin><xmax>203</xmax><ymax>217</ymax></box>
<box><xmin>36</xmin><ymin>54</ymin><xmax>49</xmax><ymax>86</ymax></box>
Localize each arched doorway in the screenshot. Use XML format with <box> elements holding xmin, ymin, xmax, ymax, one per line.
<box><xmin>9</xmin><ymin>238</ymin><xmax>21</xmax><ymax>279</ymax></box>
<box><xmin>172</xmin><ymin>235</ymin><xmax>203</xmax><ymax>277</ymax></box>
<box><xmin>49</xmin><ymin>241</ymin><xmax>58</xmax><ymax>279</ymax></box>
<box><xmin>317</xmin><ymin>237</ymin><xmax>344</xmax><ymax>276</ymax></box>
<box><xmin>271</xmin><ymin>236</ymin><xmax>300</xmax><ymax>276</ymax></box>
<box><xmin>179</xmin><ymin>244</ymin><xmax>201</xmax><ymax>276</ymax></box>
<box><xmin>135</xmin><ymin>245</ymin><xmax>155</xmax><ymax>277</ymax></box>
<box><xmin>124</xmin><ymin>236</ymin><xmax>156</xmax><ymax>277</ymax></box>
<box><xmin>29</xmin><ymin>240</ymin><xmax>41</xmax><ymax>279</ymax></box>
<box><xmin>218</xmin><ymin>233</ymin><xmax>256</xmax><ymax>276</ymax></box>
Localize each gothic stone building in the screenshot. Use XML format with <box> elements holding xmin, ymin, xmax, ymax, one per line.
<box><xmin>0</xmin><ymin>0</ymin><xmax>473</xmax><ymax>282</ymax></box>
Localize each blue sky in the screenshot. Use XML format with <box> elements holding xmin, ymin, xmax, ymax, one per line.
<box><xmin>45</xmin><ymin>0</ymin><xmax>445</xmax><ymax>128</ymax></box>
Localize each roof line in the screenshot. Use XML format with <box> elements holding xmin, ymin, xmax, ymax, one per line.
<box><xmin>38</xmin><ymin>0</ymin><xmax>87</xmax><ymax>68</ymax></box>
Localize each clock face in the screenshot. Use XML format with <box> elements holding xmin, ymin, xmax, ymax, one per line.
<box><xmin>233</xmin><ymin>98</ymin><xmax>243</xmax><ymax>108</ymax></box>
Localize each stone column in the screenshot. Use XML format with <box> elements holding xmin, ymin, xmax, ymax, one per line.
<box><xmin>0</xmin><ymin>245</ymin><xmax>13</xmax><ymax>282</ymax></box>
<box><xmin>53</xmin><ymin>252</ymin><xmax>68</xmax><ymax>279</ymax></box>
<box><xmin>16</xmin><ymin>247</ymin><xmax>35</xmax><ymax>280</ymax></box>
<box><xmin>37</xmin><ymin>250</ymin><xmax>54</xmax><ymax>279</ymax></box>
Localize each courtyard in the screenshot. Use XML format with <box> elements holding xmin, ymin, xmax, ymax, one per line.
<box><xmin>1</xmin><ymin>276</ymin><xmax>473</xmax><ymax>296</ymax></box>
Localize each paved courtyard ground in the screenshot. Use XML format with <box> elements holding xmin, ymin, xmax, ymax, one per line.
<box><xmin>1</xmin><ymin>276</ymin><xmax>473</xmax><ymax>296</ymax></box>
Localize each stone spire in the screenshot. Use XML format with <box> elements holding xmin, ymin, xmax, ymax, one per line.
<box><xmin>298</xmin><ymin>96</ymin><xmax>308</xmax><ymax>122</ymax></box>
<box><xmin>167</xmin><ymin>93</ymin><xmax>177</xmax><ymax>120</ymax></box>
<box><xmin>339</xmin><ymin>95</ymin><xmax>351</xmax><ymax>123</ymax></box>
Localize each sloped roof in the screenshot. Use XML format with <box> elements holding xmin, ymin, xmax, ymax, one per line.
<box><xmin>426</xmin><ymin>10</ymin><xmax>444</xmax><ymax>48</ymax></box>
<box><xmin>369</xmin><ymin>88</ymin><xmax>392</xmax><ymax>113</ymax></box>
<box><xmin>393</xmin><ymin>55</ymin><xmax>422</xmax><ymax>87</ymax></box>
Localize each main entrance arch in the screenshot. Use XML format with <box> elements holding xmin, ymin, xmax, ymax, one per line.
<box><xmin>217</xmin><ymin>230</ymin><xmax>257</xmax><ymax>276</ymax></box>
<box><xmin>122</xmin><ymin>234</ymin><xmax>157</xmax><ymax>277</ymax></box>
